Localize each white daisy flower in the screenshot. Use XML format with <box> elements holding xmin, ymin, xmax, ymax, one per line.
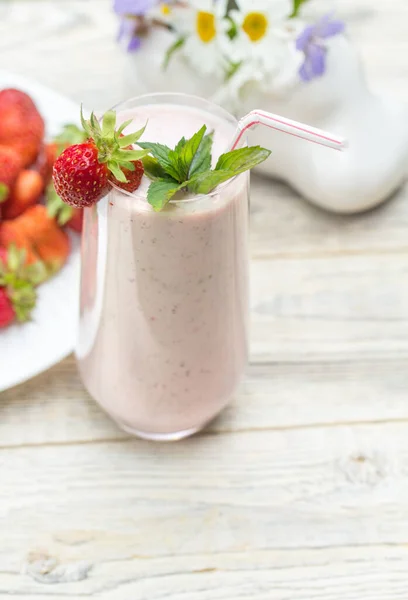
<box><xmin>228</xmin><ymin>0</ymin><xmax>293</xmax><ymax>69</ymax></box>
<box><xmin>149</xmin><ymin>2</ymin><xmax>176</xmax><ymax>24</ymax></box>
<box><xmin>181</xmin><ymin>0</ymin><xmax>230</xmax><ymax>77</ymax></box>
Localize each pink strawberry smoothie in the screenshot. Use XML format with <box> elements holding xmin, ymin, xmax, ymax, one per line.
<box><xmin>76</xmin><ymin>100</ymin><xmax>249</xmax><ymax>439</ymax></box>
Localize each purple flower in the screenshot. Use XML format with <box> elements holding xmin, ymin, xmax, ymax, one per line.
<box><xmin>115</xmin><ymin>0</ymin><xmax>159</xmax><ymax>52</ymax></box>
<box><xmin>296</xmin><ymin>14</ymin><xmax>345</xmax><ymax>82</ymax></box>
<box><xmin>114</xmin><ymin>0</ymin><xmax>157</xmax><ymax>16</ymax></box>
<box><xmin>117</xmin><ymin>16</ymin><xmax>142</xmax><ymax>51</ymax></box>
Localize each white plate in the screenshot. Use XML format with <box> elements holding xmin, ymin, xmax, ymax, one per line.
<box><xmin>0</xmin><ymin>71</ymin><xmax>81</xmax><ymax>392</ymax></box>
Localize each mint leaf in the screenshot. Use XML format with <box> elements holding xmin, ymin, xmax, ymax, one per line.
<box><xmin>138</xmin><ymin>141</ymin><xmax>180</xmax><ymax>181</ymax></box>
<box><xmin>163</xmin><ymin>36</ymin><xmax>186</xmax><ymax>70</ymax></box>
<box><xmin>140</xmin><ymin>124</ymin><xmax>271</xmax><ymax>210</ymax></box>
<box><xmin>142</xmin><ymin>156</ymin><xmax>175</xmax><ymax>182</ymax></box>
<box><xmin>176</xmin><ymin>125</ymin><xmax>207</xmax><ymax>181</ymax></box>
<box><xmin>187</xmin><ymin>169</ymin><xmax>238</xmax><ymax>195</ymax></box>
<box><xmin>174</xmin><ymin>137</ymin><xmax>186</xmax><ymax>153</ymax></box>
<box><xmin>147</xmin><ymin>180</ymin><xmax>183</xmax><ymax>212</ymax></box>
<box><xmin>215</xmin><ymin>146</ymin><xmax>271</xmax><ymax>173</ymax></box>
<box><xmin>189</xmin><ymin>131</ymin><xmax>213</xmax><ymax>178</ymax></box>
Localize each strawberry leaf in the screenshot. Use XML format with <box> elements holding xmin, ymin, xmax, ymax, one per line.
<box><xmin>0</xmin><ymin>182</ymin><xmax>8</xmax><ymax>203</ymax></box>
<box><xmin>118</xmin><ymin>122</ymin><xmax>147</xmax><ymax>147</ymax></box>
<box><xmin>24</xmin><ymin>262</ymin><xmax>48</xmax><ymax>286</ymax></box>
<box><xmin>147</xmin><ymin>179</ymin><xmax>184</xmax><ymax>211</ymax></box>
<box><xmin>54</xmin><ymin>124</ymin><xmax>87</xmax><ymax>153</ymax></box>
<box><xmin>80</xmin><ymin>105</ymin><xmax>91</xmax><ymax>137</ymax></box>
<box><xmin>115</xmin><ymin>148</ymin><xmax>149</xmax><ymax>161</ymax></box>
<box><xmin>11</xmin><ymin>284</ymin><xmax>37</xmax><ymax>322</ymax></box>
<box><xmin>46</xmin><ymin>183</ymin><xmax>74</xmax><ymax>225</ymax></box>
<box><xmin>116</xmin><ymin>119</ymin><xmax>133</xmax><ymax>136</ymax></box>
<box><xmin>90</xmin><ymin>112</ymin><xmax>102</xmax><ymax>136</ymax></box>
<box><xmin>108</xmin><ymin>162</ymin><xmax>128</xmax><ymax>183</ymax></box>
<box><xmin>7</xmin><ymin>245</ymin><xmax>22</xmax><ymax>272</ymax></box>
<box><xmin>102</xmin><ymin>110</ymin><xmax>116</xmax><ymax>136</ymax></box>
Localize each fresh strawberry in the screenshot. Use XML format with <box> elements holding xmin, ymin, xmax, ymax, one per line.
<box><xmin>0</xmin><ymin>288</ymin><xmax>14</xmax><ymax>328</ymax></box>
<box><xmin>2</xmin><ymin>170</ymin><xmax>44</xmax><ymax>219</ymax></box>
<box><xmin>0</xmin><ymin>89</ymin><xmax>45</xmax><ymax>167</ymax></box>
<box><xmin>0</xmin><ymin>206</ymin><xmax>69</xmax><ymax>276</ymax></box>
<box><xmin>66</xmin><ymin>208</ymin><xmax>83</xmax><ymax>232</ymax></box>
<box><xmin>0</xmin><ymin>145</ymin><xmax>23</xmax><ymax>203</ymax></box>
<box><xmin>112</xmin><ymin>159</ymin><xmax>144</xmax><ymax>193</ymax></box>
<box><xmin>33</xmin><ymin>143</ymin><xmax>57</xmax><ymax>184</ymax></box>
<box><xmin>0</xmin><ymin>245</ymin><xmax>45</xmax><ymax>326</ymax></box>
<box><xmin>14</xmin><ymin>205</ymin><xmax>70</xmax><ymax>275</ymax></box>
<box><xmin>52</xmin><ymin>110</ymin><xmax>148</xmax><ymax>208</ymax></box>
<box><xmin>0</xmin><ymin>224</ymin><xmax>37</xmax><ymax>264</ymax></box>
<box><xmin>34</xmin><ymin>125</ymin><xmax>87</xmax><ymax>186</ymax></box>
<box><xmin>46</xmin><ymin>182</ymin><xmax>83</xmax><ymax>232</ymax></box>
<box><xmin>53</xmin><ymin>142</ymin><xmax>110</xmax><ymax>208</ymax></box>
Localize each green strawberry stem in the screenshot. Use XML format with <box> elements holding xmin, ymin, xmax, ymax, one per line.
<box><xmin>80</xmin><ymin>106</ymin><xmax>149</xmax><ymax>183</ymax></box>
<box><xmin>0</xmin><ymin>182</ymin><xmax>8</xmax><ymax>203</ymax></box>
<box><xmin>54</xmin><ymin>123</ymin><xmax>88</xmax><ymax>154</ymax></box>
<box><xmin>46</xmin><ymin>182</ymin><xmax>74</xmax><ymax>226</ymax></box>
<box><xmin>0</xmin><ymin>245</ymin><xmax>47</xmax><ymax>322</ymax></box>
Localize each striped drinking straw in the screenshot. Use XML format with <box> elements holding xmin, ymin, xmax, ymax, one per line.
<box><xmin>229</xmin><ymin>109</ymin><xmax>347</xmax><ymax>152</ymax></box>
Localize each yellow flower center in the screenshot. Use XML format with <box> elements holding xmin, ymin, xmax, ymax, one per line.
<box><xmin>160</xmin><ymin>3</ymin><xmax>171</xmax><ymax>16</ymax></box>
<box><xmin>196</xmin><ymin>11</ymin><xmax>216</xmax><ymax>43</ymax></box>
<box><xmin>242</xmin><ymin>12</ymin><xmax>268</xmax><ymax>42</ymax></box>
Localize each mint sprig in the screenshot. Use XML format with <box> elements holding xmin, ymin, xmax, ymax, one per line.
<box><xmin>139</xmin><ymin>125</ymin><xmax>271</xmax><ymax>211</ymax></box>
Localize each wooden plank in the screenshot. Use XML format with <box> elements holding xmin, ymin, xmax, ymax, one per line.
<box><xmin>251</xmin><ymin>253</ymin><xmax>408</xmax><ymax>362</ymax></box>
<box><xmin>1</xmin><ymin>356</ymin><xmax>408</xmax><ymax>448</ymax></box>
<box><xmin>251</xmin><ymin>177</ymin><xmax>408</xmax><ymax>259</ymax></box>
<box><xmin>1</xmin><ymin>546</ymin><xmax>408</xmax><ymax>598</ymax></box>
<box><xmin>1</xmin><ymin>423</ymin><xmax>408</xmax><ymax>595</ymax></box>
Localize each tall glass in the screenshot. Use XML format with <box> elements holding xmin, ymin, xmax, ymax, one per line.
<box><xmin>76</xmin><ymin>93</ymin><xmax>249</xmax><ymax>440</ymax></box>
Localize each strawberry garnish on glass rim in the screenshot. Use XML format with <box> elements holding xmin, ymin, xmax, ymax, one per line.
<box><xmin>52</xmin><ymin>108</ymin><xmax>149</xmax><ymax>208</ymax></box>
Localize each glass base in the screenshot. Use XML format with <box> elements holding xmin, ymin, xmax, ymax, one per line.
<box><xmin>114</xmin><ymin>418</ymin><xmax>202</xmax><ymax>441</ymax></box>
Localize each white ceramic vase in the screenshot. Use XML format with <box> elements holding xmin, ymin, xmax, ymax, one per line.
<box><xmin>123</xmin><ymin>29</ymin><xmax>408</xmax><ymax>213</ymax></box>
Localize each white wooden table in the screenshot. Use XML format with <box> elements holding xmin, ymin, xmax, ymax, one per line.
<box><xmin>1</xmin><ymin>1</ymin><xmax>408</xmax><ymax>597</ymax></box>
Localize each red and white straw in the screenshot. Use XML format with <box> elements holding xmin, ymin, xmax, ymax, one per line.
<box><xmin>230</xmin><ymin>109</ymin><xmax>347</xmax><ymax>152</ymax></box>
